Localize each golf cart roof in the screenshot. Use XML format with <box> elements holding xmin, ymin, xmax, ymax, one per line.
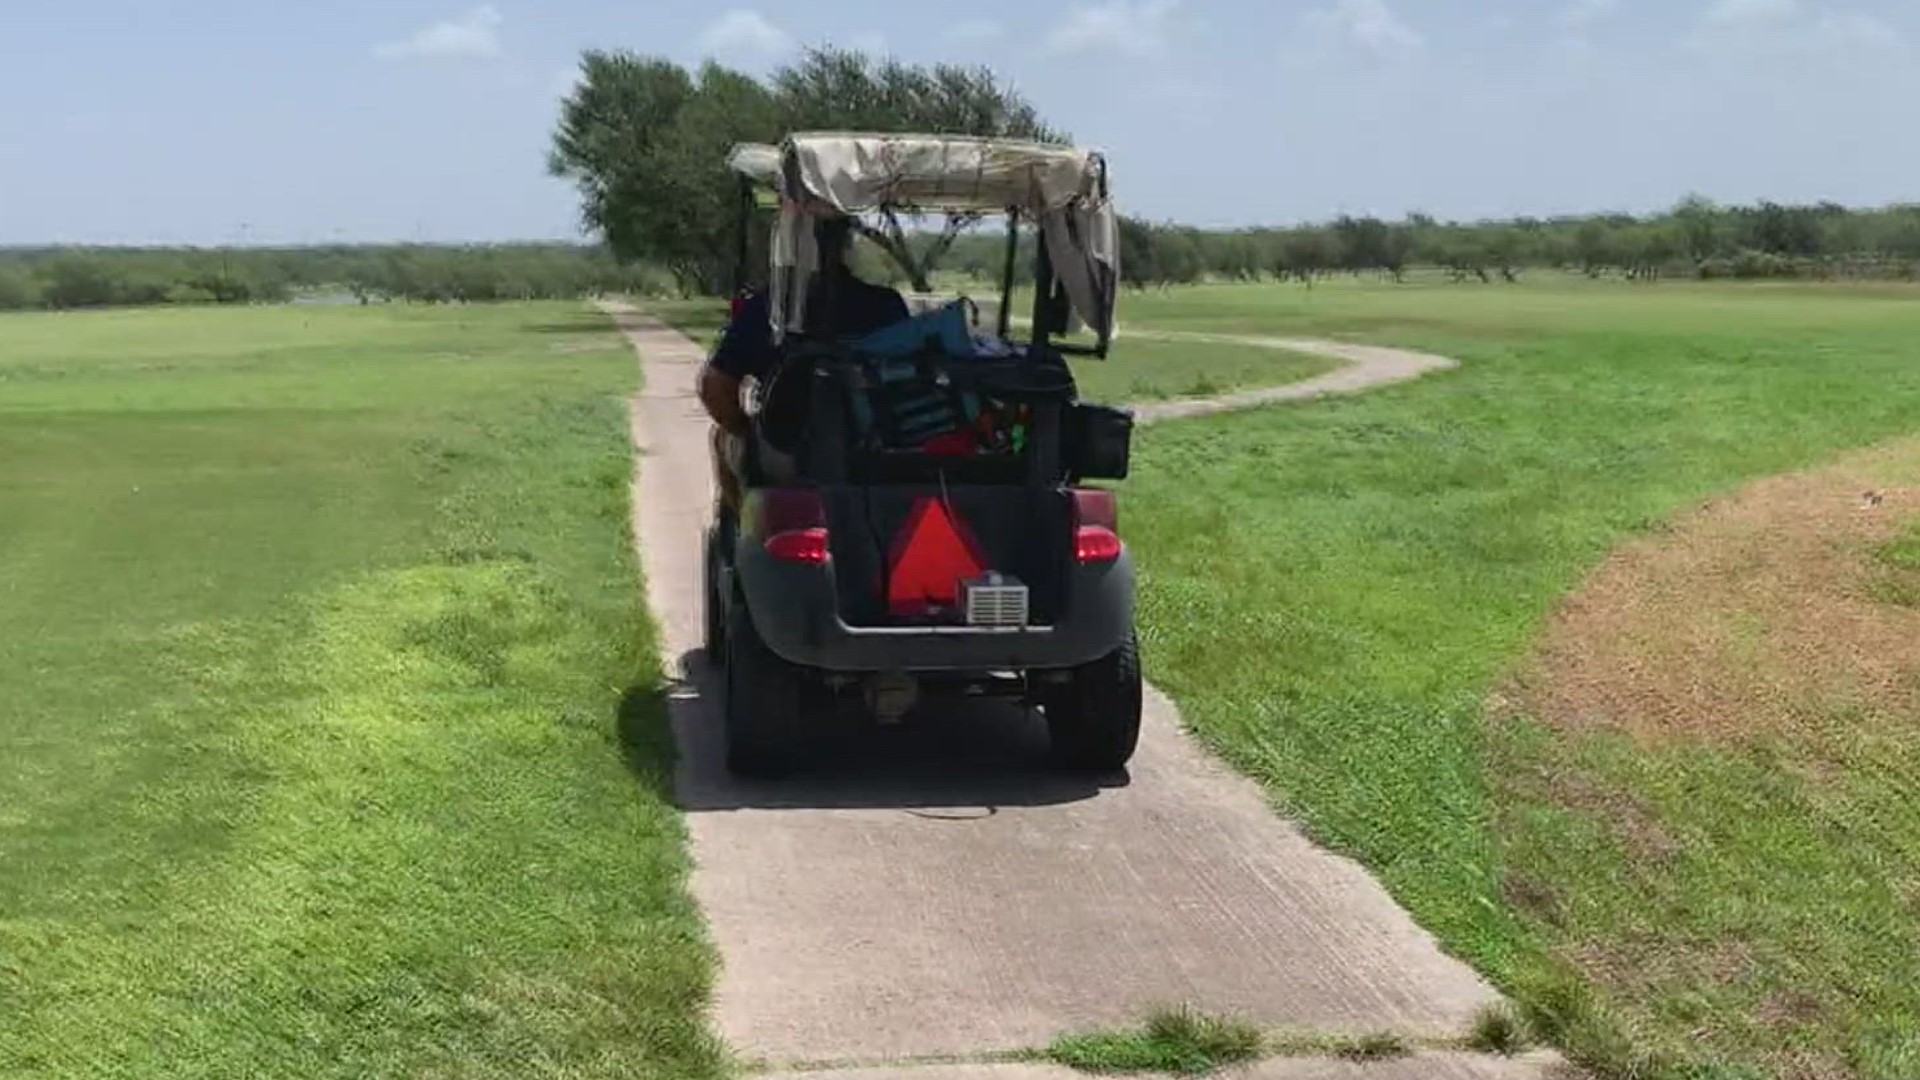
<box><xmin>728</xmin><ymin>133</ymin><xmax>1108</xmax><ymax>216</ymax></box>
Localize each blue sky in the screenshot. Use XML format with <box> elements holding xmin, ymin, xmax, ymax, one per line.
<box><xmin>1</xmin><ymin>0</ymin><xmax>1915</xmax><ymax>244</ymax></box>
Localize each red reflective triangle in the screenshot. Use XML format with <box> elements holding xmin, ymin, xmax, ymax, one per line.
<box><xmin>887</xmin><ymin>497</ymin><xmax>989</xmax><ymax>617</ymax></box>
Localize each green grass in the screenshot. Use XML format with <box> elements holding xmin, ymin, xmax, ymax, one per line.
<box><xmin>1041</xmin><ymin>1009</ymin><xmax>1414</xmax><ymax>1076</ymax></box>
<box><xmin>645</xmin><ymin>296</ymin><xmax>1338</xmax><ymax>405</ymax></box>
<box><xmin>0</xmin><ymin>303</ymin><xmax>722</xmax><ymax>1078</ymax></box>
<box><xmin>1872</xmin><ymin>518</ymin><xmax>1920</xmax><ymax>607</ymax></box>
<box><xmin>1466</xmin><ymin>1004</ymin><xmax>1529</xmax><ymax>1056</ymax></box>
<box><xmin>1115</xmin><ymin>278</ymin><xmax>1920</xmax><ymax>1079</ymax></box>
<box><xmin>1877</xmin><ymin>519</ymin><xmax>1920</xmax><ymax>572</ymax></box>
<box><xmin>1041</xmin><ymin>1009</ymin><xmax>1267</xmax><ymax>1075</ymax></box>
<box><xmin>1068</xmin><ymin>337</ymin><xmax>1335</xmax><ymax>404</ymax></box>
<box><xmin>650</xmin><ymin>297</ymin><xmax>730</xmax><ymax>350</ymax></box>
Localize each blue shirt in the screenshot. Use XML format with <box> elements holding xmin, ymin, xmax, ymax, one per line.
<box><xmin>709</xmin><ymin>277</ymin><xmax>910</xmax><ymax>381</ymax></box>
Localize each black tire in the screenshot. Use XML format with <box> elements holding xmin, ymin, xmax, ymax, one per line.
<box><xmin>702</xmin><ymin>525</ymin><xmax>727</xmax><ymax>667</ymax></box>
<box><xmin>1045</xmin><ymin>632</ymin><xmax>1143</xmax><ymax>773</ymax></box>
<box><xmin>723</xmin><ymin>590</ymin><xmax>803</xmax><ymax>779</ymax></box>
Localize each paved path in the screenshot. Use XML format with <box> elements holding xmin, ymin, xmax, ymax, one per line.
<box><xmin>1120</xmin><ymin>331</ymin><xmax>1457</xmax><ymax>424</ymax></box>
<box><xmin>605</xmin><ymin>303</ymin><xmax>1554</xmax><ymax>1078</ymax></box>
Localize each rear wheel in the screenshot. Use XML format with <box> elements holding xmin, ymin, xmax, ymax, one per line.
<box><xmin>723</xmin><ymin>591</ymin><xmax>803</xmax><ymax>779</ymax></box>
<box><xmin>1045</xmin><ymin>632</ymin><xmax>1143</xmax><ymax>773</ymax></box>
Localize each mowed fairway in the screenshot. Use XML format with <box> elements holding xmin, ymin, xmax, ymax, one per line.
<box><xmin>0</xmin><ymin>305</ymin><xmax>721</xmax><ymax>1078</ymax></box>
<box><xmin>1117</xmin><ymin>279</ymin><xmax>1920</xmax><ymax>1077</ymax></box>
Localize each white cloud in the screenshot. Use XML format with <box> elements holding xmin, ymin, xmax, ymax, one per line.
<box><xmin>1152</xmin><ymin>74</ymin><xmax>1223</xmax><ymax>106</ymax></box>
<box><xmin>946</xmin><ymin>18</ymin><xmax>1005</xmax><ymax>45</ymax></box>
<box><xmin>374</xmin><ymin>5</ymin><xmax>503</xmax><ymax>60</ymax></box>
<box><xmin>1556</xmin><ymin>0</ymin><xmax>1618</xmax><ymax>31</ymax></box>
<box><xmin>1812</xmin><ymin>10</ymin><xmax>1903</xmax><ymax>50</ymax></box>
<box><xmin>1303</xmin><ymin>0</ymin><xmax>1423</xmax><ymax>54</ymax></box>
<box><xmin>1693</xmin><ymin>0</ymin><xmax>1903</xmax><ymax>56</ymax></box>
<box><xmin>1701</xmin><ymin>0</ymin><xmax>1797</xmax><ymax>28</ymax></box>
<box><xmin>1047</xmin><ymin>0</ymin><xmax>1183</xmax><ymax>57</ymax></box>
<box><xmin>698</xmin><ymin>10</ymin><xmax>793</xmax><ymax>58</ymax></box>
<box><xmin>849</xmin><ymin>31</ymin><xmax>889</xmax><ymax>55</ymax></box>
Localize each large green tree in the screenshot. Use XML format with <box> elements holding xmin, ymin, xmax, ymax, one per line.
<box><xmin>547</xmin><ymin>53</ymin><xmax>705</xmax><ymax>289</ymax></box>
<box><xmin>548</xmin><ymin>47</ymin><xmax>1062</xmax><ymax>294</ymax></box>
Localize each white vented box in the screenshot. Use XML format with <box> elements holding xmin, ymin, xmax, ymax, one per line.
<box><xmin>961</xmin><ymin>572</ymin><xmax>1030</xmax><ymax>627</ymax></box>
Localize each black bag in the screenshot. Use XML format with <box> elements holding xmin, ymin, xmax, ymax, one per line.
<box><xmin>756</xmin><ymin>346</ymin><xmax>833</xmax><ymax>454</ymax></box>
<box><xmin>1065</xmin><ymin>402</ymin><xmax>1133</xmax><ymax>480</ymax></box>
<box><xmin>843</xmin><ymin>352</ymin><xmax>983</xmax><ymax>451</ymax></box>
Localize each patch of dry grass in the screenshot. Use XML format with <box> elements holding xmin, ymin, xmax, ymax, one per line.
<box><xmin>1503</xmin><ymin>438</ymin><xmax>1920</xmax><ymax>751</ymax></box>
<box><xmin>1492</xmin><ymin>438</ymin><xmax>1920</xmax><ymax>1078</ymax></box>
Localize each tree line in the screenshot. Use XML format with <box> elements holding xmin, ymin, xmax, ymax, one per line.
<box><xmin>548</xmin><ymin>46</ymin><xmax>1920</xmax><ymax>295</ymax></box>
<box><xmin>11</xmin><ymin>199</ymin><xmax>1920</xmax><ymax>317</ymax></box>
<box><xmin>0</xmin><ymin>244</ymin><xmax>667</xmax><ymax>312</ymax></box>
<box><xmin>10</xmin><ymin>42</ymin><xmax>1920</xmax><ymax>315</ymax></box>
<box><xmin>1076</xmin><ymin>197</ymin><xmax>1920</xmax><ymax>289</ymax></box>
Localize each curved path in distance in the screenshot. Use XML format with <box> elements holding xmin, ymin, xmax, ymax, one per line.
<box><xmin>1118</xmin><ymin>329</ymin><xmax>1458</xmax><ymax>424</ymax></box>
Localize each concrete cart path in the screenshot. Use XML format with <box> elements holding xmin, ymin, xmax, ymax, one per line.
<box><xmin>604</xmin><ymin>302</ymin><xmax>1550</xmax><ymax>1078</ymax></box>
<box><xmin>1119</xmin><ymin>330</ymin><xmax>1458</xmax><ymax>424</ymax></box>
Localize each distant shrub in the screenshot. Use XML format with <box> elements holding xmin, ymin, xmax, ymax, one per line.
<box><xmin>0</xmin><ymin>244</ymin><xmax>678</xmax><ymax>312</ymax></box>
<box><xmin>1698</xmin><ymin>252</ymin><xmax>1807</xmax><ymax>280</ymax></box>
<box><xmin>0</xmin><ymin>266</ymin><xmax>39</xmax><ymax>310</ymax></box>
<box><xmin>163</xmin><ymin>284</ymin><xmax>219</xmax><ymax>305</ymax></box>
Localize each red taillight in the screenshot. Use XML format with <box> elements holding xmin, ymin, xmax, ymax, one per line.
<box><xmin>1075</xmin><ymin>526</ymin><xmax>1123</xmax><ymax>564</ymax></box>
<box><xmin>1072</xmin><ymin>488</ymin><xmax>1122</xmax><ymax>564</ymax></box>
<box><xmin>765</xmin><ymin>527</ymin><xmax>830</xmax><ymax>564</ymax></box>
<box><xmin>747</xmin><ymin>488</ymin><xmax>829</xmax><ymax>564</ymax></box>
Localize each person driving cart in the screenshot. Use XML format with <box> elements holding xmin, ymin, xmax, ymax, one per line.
<box><xmin>699</xmin><ymin>216</ymin><xmax>909</xmax><ymax>513</ymax></box>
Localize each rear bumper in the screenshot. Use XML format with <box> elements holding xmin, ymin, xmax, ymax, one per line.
<box><xmin>736</xmin><ymin>547</ymin><xmax>1135</xmax><ymax>673</ymax></box>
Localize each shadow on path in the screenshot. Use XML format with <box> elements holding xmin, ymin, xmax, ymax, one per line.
<box><xmin>649</xmin><ymin>651</ymin><xmax>1125</xmax><ymax>813</ymax></box>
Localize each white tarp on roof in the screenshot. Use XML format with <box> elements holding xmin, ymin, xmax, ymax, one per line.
<box><xmin>756</xmin><ymin>132</ymin><xmax>1120</xmax><ymax>350</ymax></box>
<box><xmin>775</xmin><ymin>133</ymin><xmax>1105</xmax><ymax>215</ymax></box>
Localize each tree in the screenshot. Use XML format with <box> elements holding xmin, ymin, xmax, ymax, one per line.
<box><xmin>1332</xmin><ymin>215</ymin><xmax>1391</xmax><ymax>274</ymax></box>
<box><xmin>0</xmin><ymin>265</ymin><xmax>38</xmax><ymax>310</ymax></box>
<box><xmin>1117</xmin><ymin>216</ymin><xmax>1161</xmax><ymax>289</ymax></box>
<box><xmin>1738</xmin><ymin>201</ymin><xmax>1824</xmax><ymax>258</ymax></box>
<box><xmin>1275</xmin><ymin>229</ymin><xmax>1332</xmax><ymax>284</ymax></box>
<box><xmin>1380</xmin><ymin>223</ymin><xmax>1413</xmax><ymax>282</ymax></box>
<box><xmin>1483</xmin><ymin>226</ymin><xmax>1523</xmax><ymax>283</ymax></box>
<box><xmin>1151</xmin><ymin>227</ymin><xmax>1204</xmax><ymax>286</ymax></box>
<box><xmin>38</xmin><ymin>254</ymin><xmax>124</xmax><ymax>309</ymax></box>
<box><xmin>550</xmin><ymin>47</ymin><xmax>1062</xmax><ymax>295</ymax></box>
<box><xmin>1573</xmin><ymin>219</ymin><xmax>1614</xmax><ymax>276</ymax></box>
<box><xmin>1673</xmin><ymin>194</ymin><xmax>1720</xmax><ymax>264</ymax></box>
<box><xmin>653</xmin><ymin>63</ymin><xmax>781</xmax><ymax>294</ymax></box>
<box><xmin>548</xmin><ymin>53</ymin><xmax>697</xmax><ymax>265</ymax></box>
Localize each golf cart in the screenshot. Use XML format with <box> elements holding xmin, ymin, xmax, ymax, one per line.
<box><xmin>704</xmin><ymin>132</ymin><xmax>1139</xmax><ymax>778</ymax></box>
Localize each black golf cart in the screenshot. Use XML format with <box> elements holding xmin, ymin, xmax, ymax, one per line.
<box><xmin>703</xmin><ymin>133</ymin><xmax>1139</xmax><ymax>779</ymax></box>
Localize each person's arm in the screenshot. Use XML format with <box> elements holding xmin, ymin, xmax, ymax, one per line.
<box><xmin>700</xmin><ymin>292</ymin><xmax>772</xmax><ymax>436</ymax></box>
<box><xmin>699</xmin><ymin>365</ymin><xmax>750</xmax><ymax>436</ymax></box>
